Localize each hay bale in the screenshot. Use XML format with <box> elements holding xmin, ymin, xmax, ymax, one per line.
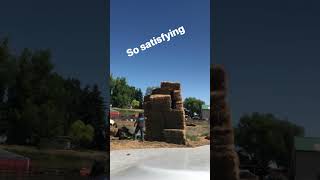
<box><xmin>211</xmin><ymin>150</ymin><xmax>240</xmax><ymax>180</ymax></box>
<box><xmin>160</xmin><ymin>82</ymin><xmax>181</xmax><ymax>90</ymax></box>
<box><xmin>211</xmin><ymin>110</ymin><xmax>232</xmax><ymax>127</ymax></box>
<box><xmin>150</xmin><ymin>103</ymin><xmax>171</xmax><ymax>111</ymax></box>
<box><xmin>211</xmin><ymin>65</ymin><xmax>240</xmax><ymax>180</ymax></box>
<box><xmin>172</xmin><ymin>90</ymin><xmax>182</xmax><ymax>101</ymax></box>
<box><xmin>150</xmin><ymin>94</ymin><xmax>171</xmax><ymax>103</ymax></box>
<box><xmin>164</xmin><ymin>110</ymin><xmax>185</xmax><ymax>129</ymax></box>
<box><xmin>149</xmin><ymin>95</ymin><xmax>171</xmax><ymax>111</ymax></box>
<box><xmin>212</xmin><ymin>133</ymin><xmax>234</xmax><ymax>146</ymax></box>
<box><xmin>152</xmin><ymin>88</ymin><xmax>172</xmax><ymax>95</ymax></box>
<box><xmin>211</xmin><ymin>65</ymin><xmax>227</xmax><ymax>92</ymax></box>
<box><xmin>144</xmin><ymin>95</ymin><xmax>151</xmax><ymax>102</ymax></box>
<box><xmin>150</xmin><ymin>94</ymin><xmax>171</xmax><ymax>100</ymax></box>
<box><xmin>211</xmin><ymin>144</ymin><xmax>236</xmax><ymax>153</ymax></box>
<box><xmin>163</xmin><ymin>129</ymin><xmax>186</xmax><ymax>144</ymax></box>
<box><xmin>145</xmin><ymin>111</ymin><xmax>166</xmax><ymax>140</ymax></box>
<box><xmin>175</xmin><ymin>101</ymin><xmax>184</xmax><ymax>109</ymax></box>
<box><xmin>144</xmin><ymin>102</ymin><xmax>151</xmax><ymax>114</ymax></box>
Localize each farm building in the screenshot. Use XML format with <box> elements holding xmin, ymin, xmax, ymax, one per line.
<box><xmin>201</xmin><ymin>104</ymin><xmax>210</xmax><ymax>120</ymax></box>
<box><xmin>291</xmin><ymin>136</ymin><xmax>320</xmax><ymax>180</ymax></box>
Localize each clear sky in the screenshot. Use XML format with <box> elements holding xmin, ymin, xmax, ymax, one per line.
<box><xmin>111</xmin><ymin>0</ymin><xmax>210</xmax><ymax>104</ymax></box>
<box><xmin>0</xmin><ymin>0</ymin><xmax>108</xmax><ymax>100</ymax></box>
<box><xmin>215</xmin><ymin>0</ymin><xmax>320</xmax><ymax>136</ymax></box>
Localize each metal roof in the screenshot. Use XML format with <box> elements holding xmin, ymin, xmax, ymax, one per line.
<box><xmin>294</xmin><ymin>136</ymin><xmax>320</xmax><ymax>152</ymax></box>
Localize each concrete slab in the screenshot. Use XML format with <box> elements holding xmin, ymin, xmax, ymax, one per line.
<box><xmin>111</xmin><ymin>145</ymin><xmax>210</xmax><ymax>180</ymax></box>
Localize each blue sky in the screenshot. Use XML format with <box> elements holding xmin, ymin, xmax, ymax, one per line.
<box><xmin>0</xmin><ymin>0</ymin><xmax>107</xmax><ymax>100</ymax></box>
<box><xmin>111</xmin><ymin>0</ymin><xmax>210</xmax><ymax>104</ymax></box>
<box><xmin>215</xmin><ymin>0</ymin><xmax>320</xmax><ymax>136</ymax></box>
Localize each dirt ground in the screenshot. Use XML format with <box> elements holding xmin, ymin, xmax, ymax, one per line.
<box><xmin>110</xmin><ymin>120</ymin><xmax>210</xmax><ymax>151</ymax></box>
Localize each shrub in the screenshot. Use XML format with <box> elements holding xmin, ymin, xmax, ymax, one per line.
<box><xmin>69</xmin><ymin>120</ymin><xmax>94</xmax><ymax>147</ymax></box>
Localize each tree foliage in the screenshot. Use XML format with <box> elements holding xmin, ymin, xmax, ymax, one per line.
<box><xmin>0</xmin><ymin>37</ymin><xmax>106</xmax><ymax>149</ymax></box>
<box><xmin>235</xmin><ymin>112</ymin><xmax>305</xmax><ymax>175</ymax></box>
<box><xmin>69</xmin><ymin>120</ymin><xmax>94</xmax><ymax>146</ymax></box>
<box><xmin>183</xmin><ymin>97</ymin><xmax>205</xmax><ymax>116</ymax></box>
<box><xmin>110</xmin><ymin>74</ymin><xmax>143</xmax><ymax>108</ymax></box>
<box><xmin>131</xmin><ymin>100</ymin><xmax>140</xmax><ymax>109</ymax></box>
<box><xmin>145</xmin><ymin>86</ymin><xmax>158</xmax><ymax>96</ymax></box>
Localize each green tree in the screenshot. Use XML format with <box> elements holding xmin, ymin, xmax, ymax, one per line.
<box><xmin>235</xmin><ymin>112</ymin><xmax>304</xmax><ymax>176</ymax></box>
<box><xmin>69</xmin><ymin>120</ymin><xmax>94</xmax><ymax>147</ymax></box>
<box><xmin>134</xmin><ymin>88</ymin><xmax>143</xmax><ymax>108</ymax></box>
<box><xmin>183</xmin><ymin>97</ymin><xmax>205</xmax><ymax>116</ymax></box>
<box><xmin>110</xmin><ymin>76</ymin><xmax>131</xmax><ymax>107</ymax></box>
<box><xmin>1</xmin><ymin>38</ymin><xmax>106</xmax><ymax>149</ymax></box>
<box><xmin>0</xmin><ymin>38</ymin><xmax>16</xmax><ymax>105</ymax></box>
<box><xmin>131</xmin><ymin>99</ymin><xmax>140</xmax><ymax>109</ymax></box>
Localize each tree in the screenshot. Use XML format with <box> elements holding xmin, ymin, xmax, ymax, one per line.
<box><xmin>134</xmin><ymin>89</ymin><xmax>143</xmax><ymax>108</ymax></box>
<box><xmin>69</xmin><ymin>120</ymin><xmax>94</xmax><ymax>147</ymax></box>
<box><xmin>183</xmin><ymin>97</ymin><xmax>205</xmax><ymax>117</ymax></box>
<box><xmin>145</xmin><ymin>86</ymin><xmax>158</xmax><ymax>96</ymax></box>
<box><xmin>110</xmin><ymin>76</ymin><xmax>131</xmax><ymax>108</ymax></box>
<box><xmin>131</xmin><ymin>100</ymin><xmax>140</xmax><ymax>109</ymax></box>
<box><xmin>110</xmin><ymin>75</ymin><xmax>144</xmax><ymax>109</ymax></box>
<box><xmin>1</xmin><ymin>37</ymin><xmax>106</xmax><ymax>149</ymax></box>
<box><xmin>0</xmin><ymin>37</ymin><xmax>16</xmax><ymax>105</ymax></box>
<box><xmin>235</xmin><ymin>112</ymin><xmax>305</xmax><ymax>177</ymax></box>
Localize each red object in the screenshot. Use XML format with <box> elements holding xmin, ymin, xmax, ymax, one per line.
<box><xmin>80</xmin><ymin>167</ymin><xmax>90</xmax><ymax>176</ymax></box>
<box><xmin>0</xmin><ymin>149</ymin><xmax>30</xmax><ymax>172</ymax></box>
<box><xmin>110</xmin><ymin>111</ymin><xmax>120</xmax><ymax>119</ymax></box>
<box><xmin>0</xmin><ymin>159</ymin><xmax>30</xmax><ymax>171</ymax></box>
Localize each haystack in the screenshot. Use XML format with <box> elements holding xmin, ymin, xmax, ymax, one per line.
<box><xmin>144</xmin><ymin>82</ymin><xmax>186</xmax><ymax>144</ymax></box>
<box><xmin>211</xmin><ymin>65</ymin><xmax>240</xmax><ymax>180</ymax></box>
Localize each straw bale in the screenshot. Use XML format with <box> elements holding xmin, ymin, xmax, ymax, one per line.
<box><xmin>160</xmin><ymin>82</ymin><xmax>181</xmax><ymax>90</ymax></box>
<box><xmin>150</xmin><ymin>94</ymin><xmax>171</xmax><ymax>103</ymax></box>
<box><xmin>175</xmin><ymin>101</ymin><xmax>184</xmax><ymax>109</ymax></box>
<box><xmin>163</xmin><ymin>129</ymin><xmax>186</xmax><ymax>144</ymax></box>
<box><xmin>152</xmin><ymin>88</ymin><xmax>172</xmax><ymax>95</ymax></box>
<box><xmin>211</xmin><ymin>111</ymin><xmax>232</xmax><ymax>128</ymax></box>
<box><xmin>172</xmin><ymin>90</ymin><xmax>182</xmax><ymax>101</ymax></box>
<box><xmin>145</xmin><ymin>111</ymin><xmax>165</xmax><ymax>140</ymax></box>
<box><xmin>211</xmin><ymin>65</ymin><xmax>227</xmax><ymax>92</ymax></box>
<box><xmin>144</xmin><ymin>95</ymin><xmax>151</xmax><ymax>102</ymax></box>
<box><xmin>164</xmin><ymin>110</ymin><xmax>185</xmax><ymax>129</ymax></box>
<box><xmin>211</xmin><ymin>152</ymin><xmax>240</xmax><ymax>180</ymax></box>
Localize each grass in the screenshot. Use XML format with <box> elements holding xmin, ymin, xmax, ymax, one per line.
<box><xmin>200</xmin><ymin>132</ymin><xmax>209</xmax><ymax>137</ymax></box>
<box><xmin>186</xmin><ymin>134</ymin><xmax>200</xmax><ymax>141</ymax></box>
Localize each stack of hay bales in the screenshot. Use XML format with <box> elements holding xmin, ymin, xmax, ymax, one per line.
<box><xmin>211</xmin><ymin>65</ymin><xmax>240</xmax><ymax>180</ymax></box>
<box><xmin>144</xmin><ymin>82</ymin><xmax>186</xmax><ymax>144</ymax></box>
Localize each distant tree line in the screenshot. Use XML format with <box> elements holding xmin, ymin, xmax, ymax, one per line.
<box><xmin>0</xmin><ymin>37</ymin><xmax>106</xmax><ymax>150</ymax></box>
<box><xmin>110</xmin><ymin>74</ymin><xmax>143</xmax><ymax>109</ymax></box>
<box><xmin>110</xmin><ymin>75</ymin><xmax>207</xmax><ymax>117</ymax></box>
